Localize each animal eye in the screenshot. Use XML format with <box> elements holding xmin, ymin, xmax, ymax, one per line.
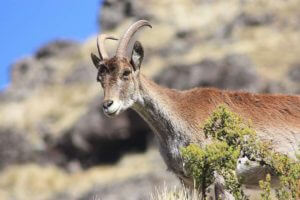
<box><xmin>122</xmin><ymin>70</ymin><xmax>131</xmax><ymax>77</ymax></box>
<box><xmin>99</xmin><ymin>66</ymin><xmax>107</xmax><ymax>75</ymax></box>
<box><xmin>97</xmin><ymin>66</ymin><xmax>108</xmax><ymax>82</ymax></box>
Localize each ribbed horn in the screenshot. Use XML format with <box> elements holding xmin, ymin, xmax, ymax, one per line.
<box><xmin>97</xmin><ymin>34</ymin><xmax>118</xmax><ymax>60</ymax></box>
<box><xmin>116</xmin><ymin>20</ymin><xmax>152</xmax><ymax>58</ymax></box>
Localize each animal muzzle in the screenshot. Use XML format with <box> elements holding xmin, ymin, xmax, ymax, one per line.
<box><xmin>102</xmin><ymin>99</ymin><xmax>121</xmax><ymax>117</ymax></box>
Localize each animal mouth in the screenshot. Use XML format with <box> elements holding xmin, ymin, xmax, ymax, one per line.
<box><xmin>103</xmin><ymin>105</ymin><xmax>121</xmax><ymax>117</ymax></box>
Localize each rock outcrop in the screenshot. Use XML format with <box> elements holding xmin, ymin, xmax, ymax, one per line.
<box><xmin>0</xmin><ymin>0</ymin><xmax>300</xmax><ymax>200</ymax></box>
<box><xmin>155</xmin><ymin>54</ymin><xmax>265</xmax><ymax>92</ymax></box>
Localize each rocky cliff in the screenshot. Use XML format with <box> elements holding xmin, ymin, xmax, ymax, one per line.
<box><xmin>0</xmin><ymin>0</ymin><xmax>300</xmax><ymax>200</ymax></box>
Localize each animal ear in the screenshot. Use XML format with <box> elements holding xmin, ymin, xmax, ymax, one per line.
<box><xmin>130</xmin><ymin>41</ymin><xmax>144</xmax><ymax>71</ymax></box>
<box><xmin>91</xmin><ymin>53</ymin><xmax>102</xmax><ymax>69</ymax></box>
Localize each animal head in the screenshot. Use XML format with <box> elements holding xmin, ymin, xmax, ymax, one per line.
<box><xmin>91</xmin><ymin>20</ymin><xmax>152</xmax><ymax>117</ymax></box>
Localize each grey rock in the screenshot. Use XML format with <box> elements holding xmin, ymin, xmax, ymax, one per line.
<box><xmin>64</xmin><ymin>62</ymin><xmax>95</xmax><ymax>84</ymax></box>
<box><xmin>0</xmin><ymin>127</ymin><xmax>68</xmax><ymax>169</ymax></box>
<box><xmin>53</xmin><ymin>95</ymin><xmax>152</xmax><ymax>168</ymax></box>
<box><xmin>236</xmin><ymin>12</ymin><xmax>274</xmax><ymax>27</ymax></box>
<box><xmin>156</xmin><ymin>54</ymin><xmax>264</xmax><ymax>92</ymax></box>
<box><xmin>3</xmin><ymin>40</ymin><xmax>82</xmax><ymax>101</ymax></box>
<box><xmin>263</xmin><ymin>81</ymin><xmax>289</xmax><ymax>94</ymax></box>
<box><xmin>213</xmin><ymin>11</ymin><xmax>274</xmax><ymax>41</ymax></box>
<box><xmin>288</xmin><ymin>63</ymin><xmax>300</xmax><ymax>83</ymax></box>
<box><xmin>11</xmin><ymin>57</ymin><xmax>55</xmax><ymax>90</ymax></box>
<box><xmin>0</xmin><ymin>129</ymin><xmax>32</xmax><ymax>169</ymax></box>
<box><xmin>99</xmin><ymin>0</ymin><xmax>151</xmax><ymax>31</ymax></box>
<box><xmin>35</xmin><ymin>40</ymin><xmax>80</xmax><ymax>59</ymax></box>
<box><xmin>218</xmin><ymin>54</ymin><xmax>263</xmax><ymax>92</ymax></box>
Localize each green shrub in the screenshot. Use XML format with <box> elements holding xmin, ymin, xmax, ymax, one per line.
<box><xmin>203</xmin><ymin>105</ymin><xmax>255</xmax><ymax>147</ymax></box>
<box><xmin>181</xmin><ymin>142</ymin><xmax>243</xmax><ymax>199</ymax></box>
<box><xmin>181</xmin><ymin>105</ymin><xmax>300</xmax><ymax>200</ymax></box>
<box><xmin>259</xmin><ymin>174</ymin><xmax>271</xmax><ymax>200</ymax></box>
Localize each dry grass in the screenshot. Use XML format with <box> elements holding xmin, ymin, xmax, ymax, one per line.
<box><xmin>147</xmin><ymin>0</ymin><xmax>300</xmax><ymax>81</ymax></box>
<box><xmin>150</xmin><ymin>184</ymin><xmax>200</xmax><ymax>200</ymax></box>
<box><xmin>0</xmin><ymin>84</ymin><xmax>99</xmax><ymax>146</ymax></box>
<box><xmin>149</xmin><ymin>181</ymin><xmax>278</xmax><ymax>200</ymax></box>
<box><xmin>0</xmin><ymin>149</ymin><xmax>166</xmax><ymax>200</ymax></box>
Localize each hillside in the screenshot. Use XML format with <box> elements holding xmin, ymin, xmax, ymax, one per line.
<box><xmin>0</xmin><ymin>0</ymin><xmax>300</xmax><ymax>199</ymax></box>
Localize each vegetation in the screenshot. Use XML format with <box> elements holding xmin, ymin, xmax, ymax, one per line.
<box><xmin>259</xmin><ymin>174</ymin><xmax>272</xmax><ymax>200</ymax></box>
<box><xmin>181</xmin><ymin>105</ymin><xmax>300</xmax><ymax>200</ymax></box>
<box><xmin>181</xmin><ymin>142</ymin><xmax>243</xmax><ymax>199</ymax></box>
<box><xmin>150</xmin><ymin>185</ymin><xmax>199</xmax><ymax>200</ymax></box>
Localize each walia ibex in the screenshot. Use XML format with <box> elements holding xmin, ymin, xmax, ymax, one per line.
<box><xmin>91</xmin><ymin>20</ymin><xmax>300</xmax><ymax>196</ymax></box>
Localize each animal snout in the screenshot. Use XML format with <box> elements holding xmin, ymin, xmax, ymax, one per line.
<box><xmin>103</xmin><ymin>100</ymin><xmax>114</xmax><ymax>109</ymax></box>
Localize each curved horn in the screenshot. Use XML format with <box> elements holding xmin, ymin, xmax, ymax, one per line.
<box><xmin>116</xmin><ymin>20</ymin><xmax>152</xmax><ymax>58</ymax></box>
<box><xmin>97</xmin><ymin>34</ymin><xmax>118</xmax><ymax>60</ymax></box>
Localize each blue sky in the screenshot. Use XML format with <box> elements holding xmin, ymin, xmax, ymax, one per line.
<box><xmin>0</xmin><ymin>0</ymin><xmax>102</xmax><ymax>90</ymax></box>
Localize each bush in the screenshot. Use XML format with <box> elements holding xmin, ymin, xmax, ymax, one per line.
<box><xmin>181</xmin><ymin>105</ymin><xmax>300</xmax><ymax>200</ymax></box>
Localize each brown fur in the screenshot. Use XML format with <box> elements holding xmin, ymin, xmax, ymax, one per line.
<box><xmin>137</xmin><ymin>74</ymin><xmax>300</xmax><ymax>157</ymax></box>
<box><xmin>140</xmin><ymin>74</ymin><xmax>300</xmax><ymax>130</ymax></box>
<box><xmin>178</xmin><ymin>87</ymin><xmax>300</xmax><ymax>130</ymax></box>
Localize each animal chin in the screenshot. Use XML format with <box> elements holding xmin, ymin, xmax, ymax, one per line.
<box><xmin>103</xmin><ymin>106</ymin><xmax>121</xmax><ymax>118</ymax></box>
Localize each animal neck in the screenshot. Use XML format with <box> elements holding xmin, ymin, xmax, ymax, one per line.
<box><xmin>132</xmin><ymin>74</ymin><xmax>194</xmax><ymax>146</ymax></box>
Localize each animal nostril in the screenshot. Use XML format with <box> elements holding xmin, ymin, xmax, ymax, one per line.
<box><xmin>103</xmin><ymin>100</ymin><xmax>113</xmax><ymax>109</ymax></box>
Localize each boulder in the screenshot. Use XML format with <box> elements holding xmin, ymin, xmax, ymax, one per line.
<box><xmin>288</xmin><ymin>63</ymin><xmax>300</xmax><ymax>83</ymax></box>
<box><xmin>54</xmin><ymin>95</ymin><xmax>152</xmax><ymax>168</ymax></box>
<box><xmin>35</xmin><ymin>40</ymin><xmax>80</xmax><ymax>59</ymax></box>
<box><xmin>64</xmin><ymin>62</ymin><xmax>95</xmax><ymax>84</ymax></box>
<box><xmin>0</xmin><ymin>130</ymin><xmax>32</xmax><ymax>169</ymax></box>
<box><xmin>155</xmin><ymin>54</ymin><xmax>264</xmax><ymax>92</ymax></box>
<box><xmin>99</xmin><ymin>0</ymin><xmax>152</xmax><ymax>31</ymax></box>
